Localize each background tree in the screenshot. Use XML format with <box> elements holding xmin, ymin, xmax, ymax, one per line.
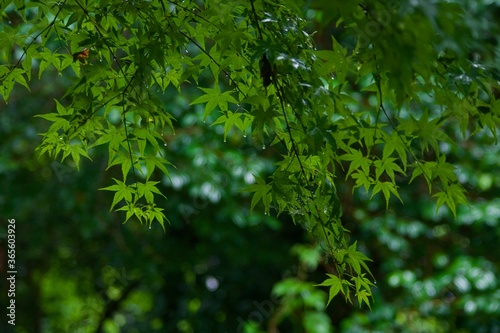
<box><xmin>1</xmin><ymin>0</ymin><xmax>499</xmax><ymax>332</ymax></box>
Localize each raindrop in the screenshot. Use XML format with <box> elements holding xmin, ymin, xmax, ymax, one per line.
<box><xmin>224</xmin><ymin>139</ymin><xmax>226</xmax><ymax>143</ymax></box>
<box><xmin>164</xmin><ymin>143</ymin><xmax>167</xmax><ymax>146</ymax></box>
<box><xmin>243</xmin><ymin>134</ymin><xmax>247</xmax><ymax>138</ymax></box>
<box><xmin>149</xmin><ymin>226</ymin><xmax>151</xmax><ymax>229</ymax></box>
<box><xmin>262</xmin><ymin>144</ymin><xmax>266</xmax><ymax>150</ymax></box>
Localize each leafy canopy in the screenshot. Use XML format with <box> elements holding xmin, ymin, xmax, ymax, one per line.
<box><xmin>1</xmin><ymin>0</ymin><xmax>499</xmax><ymax>308</ymax></box>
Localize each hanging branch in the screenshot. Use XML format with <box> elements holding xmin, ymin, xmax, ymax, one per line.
<box><xmin>372</xmin><ymin>61</ymin><xmax>438</xmax><ymax>193</ymax></box>
<box><xmin>248</xmin><ymin>0</ymin><xmax>308</xmax><ymax>181</ymax></box>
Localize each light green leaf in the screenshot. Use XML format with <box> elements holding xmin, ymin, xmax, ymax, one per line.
<box><xmin>100</xmin><ymin>178</ymin><xmax>134</xmax><ymax>211</ymax></box>
<box><xmin>315</xmin><ymin>274</ymin><xmax>342</xmax><ymax>306</ymax></box>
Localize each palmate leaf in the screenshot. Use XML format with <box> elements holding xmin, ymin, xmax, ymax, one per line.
<box><xmin>107</xmin><ymin>152</ymin><xmax>134</xmax><ymax>183</ymax></box>
<box><xmin>433</xmin><ymin>155</ymin><xmax>459</xmax><ymax>186</ymax></box>
<box><xmin>316</xmin><ymin>242</ymin><xmax>375</xmax><ymax>307</ymax></box>
<box><xmin>355</xmin><ymin>289</ymin><xmax>372</xmax><ymax>310</ymax></box>
<box><xmin>244</xmin><ymin>176</ymin><xmax>272</xmax><ymax>214</ymax></box>
<box><xmin>10</xmin><ymin>68</ymin><xmax>30</xmax><ymax>91</ymax></box>
<box><xmin>190</xmin><ymin>85</ymin><xmax>239</xmax><ymax>120</ymax></box>
<box><xmin>410</xmin><ymin>160</ymin><xmax>436</xmax><ymax>191</ymax></box>
<box><xmin>353</xmin><ymin>274</ymin><xmax>375</xmax><ymax>294</ymax></box>
<box><xmin>136</xmin><ymin>181</ymin><xmax>166</xmax><ymax>204</ymax></box>
<box><xmin>433</xmin><ymin>183</ymin><xmax>468</xmax><ymax>218</ymax></box>
<box><xmin>143</xmin><ymin>204</ymin><xmax>168</xmax><ymax>231</ymax></box>
<box><xmin>90</xmin><ymin>127</ymin><xmax>127</xmax><ymax>165</ymax></box>
<box><xmin>60</xmin><ymin>141</ymin><xmax>92</xmax><ymax>171</ymax></box>
<box><xmin>346</xmin><ymin>242</ymin><xmax>373</xmax><ymax>278</ymax></box>
<box><xmin>34</xmin><ymin>100</ymin><xmax>73</xmax><ymax>133</ymax></box>
<box><xmin>370</xmin><ymin>181</ymin><xmax>403</xmax><ymax>209</ymax></box>
<box><xmin>100</xmin><ymin>178</ymin><xmax>134</xmax><ymax>211</ymax></box>
<box><xmin>351</xmin><ymin>170</ymin><xmax>373</xmax><ymax>193</ymax></box>
<box><xmin>212</xmin><ymin>111</ymin><xmax>252</xmax><ymax>142</ymax></box>
<box><xmin>373</xmin><ymin>157</ymin><xmax>405</xmax><ymax>182</ymax></box>
<box><xmin>117</xmin><ymin>203</ymin><xmax>145</xmax><ymax>224</ymax></box>
<box><xmin>341</xmin><ymin>149</ymin><xmax>371</xmax><ymax>179</ymax></box>
<box><xmin>384</xmin><ymin>131</ymin><xmax>409</xmax><ymax>171</ymax></box>
<box><xmin>143</xmin><ymin>155</ymin><xmax>173</xmax><ymax>181</ymax></box>
<box><xmin>315</xmin><ymin>274</ymin><xmax>342</xmax><ymax>306</ymax></box>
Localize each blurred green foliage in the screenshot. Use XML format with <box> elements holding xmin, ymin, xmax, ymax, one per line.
<box><xmin>1</xmin><ymin>0</ymin><xmax>500</xmax><ymax>332</ymax></box>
